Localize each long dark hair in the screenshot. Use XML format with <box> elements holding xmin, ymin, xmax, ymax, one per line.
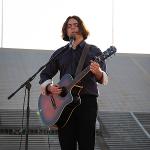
<box><xmin>62</xmin><ymin>15</ymin><xmax>89</xmax><ymax>41</ymax></box>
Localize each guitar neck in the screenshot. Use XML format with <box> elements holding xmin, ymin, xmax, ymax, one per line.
<box><xmin>67</xmin><ymin>66</ymin><xmax>90</xmax><ymax>90</ymax></box>
<box><xmin>67</xmin><ymin>46</ymin><xmax>116</xmax><ymax>90</ymax></box>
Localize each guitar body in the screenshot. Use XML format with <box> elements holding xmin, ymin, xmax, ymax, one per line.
<box><xmin>38</xmin><ymin>74</ymin><xmax>81</xmax><ymax>128</ymax></box>
<box><xmin>38</xmin><ymin>46</ymin><xmax>116</xmax><ymax>128</ymax></box>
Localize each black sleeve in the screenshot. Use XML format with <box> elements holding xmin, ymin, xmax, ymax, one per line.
<box><xmin>39</xmin><ymin>53</ymin><xmax>59</xmax><ymax>84</ymax></box>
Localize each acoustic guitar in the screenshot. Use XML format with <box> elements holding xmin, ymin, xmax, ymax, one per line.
<box><xmin>38</xmin><ymin>46</ymin><xmax>116</xmax><ymax>128</ymax></box>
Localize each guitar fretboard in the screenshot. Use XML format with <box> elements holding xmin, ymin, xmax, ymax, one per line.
<box><xmin>66</xmin><ymin>46</ymin><xmax>116</xmax><ymax>90</ymax></box>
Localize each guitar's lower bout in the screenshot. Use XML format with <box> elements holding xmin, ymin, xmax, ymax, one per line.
<box><xmin>38</xmin><ymin>93</ymin><xmax>81</xmax><ymax>129</ymax></box>
<box><xmin>55</xmin><ymin>96</ymin><xmax>81</xmax><ymax>128</ymax></box>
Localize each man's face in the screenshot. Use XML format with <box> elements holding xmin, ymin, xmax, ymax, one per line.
<box><xmin>66</xmin><ymin>18</ymin><xmax>80</xmax><ymax>38</ymax></box>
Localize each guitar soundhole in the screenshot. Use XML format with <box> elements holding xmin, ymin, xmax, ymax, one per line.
<box><xmin>60</xmin><ymin>87</ymin><xmax>68</xmax><ymax>97</ymax></box>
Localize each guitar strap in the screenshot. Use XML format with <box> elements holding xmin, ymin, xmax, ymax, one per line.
<box><xmin>75</xmin><ymin>43</ymin><xmax>90</xmax><ymax>77</ymax></box>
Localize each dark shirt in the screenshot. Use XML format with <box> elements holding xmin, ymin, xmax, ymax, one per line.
<box><xmin>39</xmin><ymin>41</ymin><xmax>106</xmax><ymax>97</ymax></box>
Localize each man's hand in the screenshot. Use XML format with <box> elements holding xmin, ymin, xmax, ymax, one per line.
<box><xmin>90</xmin><ymin>60</ymin><xmax>103</xmax><ymax>81</ymax></box>
<box><xmin>47</xmin><ymin>84</ymin><xmax>62</xmax><ymax>95</ymax></box>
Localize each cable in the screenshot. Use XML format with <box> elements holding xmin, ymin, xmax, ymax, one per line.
<box><xmin>47</xmin><ymin>128</ymin><xmax>51</xmax><ymax>150</ymax></box>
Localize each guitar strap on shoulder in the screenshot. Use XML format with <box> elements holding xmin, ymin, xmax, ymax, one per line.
<box><xmin>75</xmin><ymin>43</ymin><xmax>90</xmax><ymax>77</ymax></box>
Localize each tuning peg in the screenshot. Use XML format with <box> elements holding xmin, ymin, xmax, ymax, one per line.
<box><xmin>110</xmin><ymin>46</ymin><xmax>117</xmax><ymax>53</ymax></box>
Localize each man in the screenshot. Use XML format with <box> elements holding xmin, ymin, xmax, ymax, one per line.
<box><xmin>39</xmin><ymin>15</ymin><xmax>110</xmax><ymax>150</ymax></box>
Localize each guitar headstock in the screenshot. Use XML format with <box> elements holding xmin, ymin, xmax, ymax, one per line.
<box><xmin>103</xmin><ymin>46</ymin><xmax>117</xmax><ymax>60</ymax></box>
<box><xmin>95</xmin><ymin>46</ymin><xmax>117</xmax><ymax>62</ymax></box>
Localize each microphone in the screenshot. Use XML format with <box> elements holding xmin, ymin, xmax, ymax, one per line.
<box><xmin>69</xmin><ymin>35</ymin><xmax>76</xmax><ymax>48</ymax></box>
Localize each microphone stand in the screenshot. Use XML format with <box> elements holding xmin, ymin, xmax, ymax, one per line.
<box><xmin>8</xmin><ymin>45</ymin><xmax>68</xmax><ymax>150</ymax></box>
